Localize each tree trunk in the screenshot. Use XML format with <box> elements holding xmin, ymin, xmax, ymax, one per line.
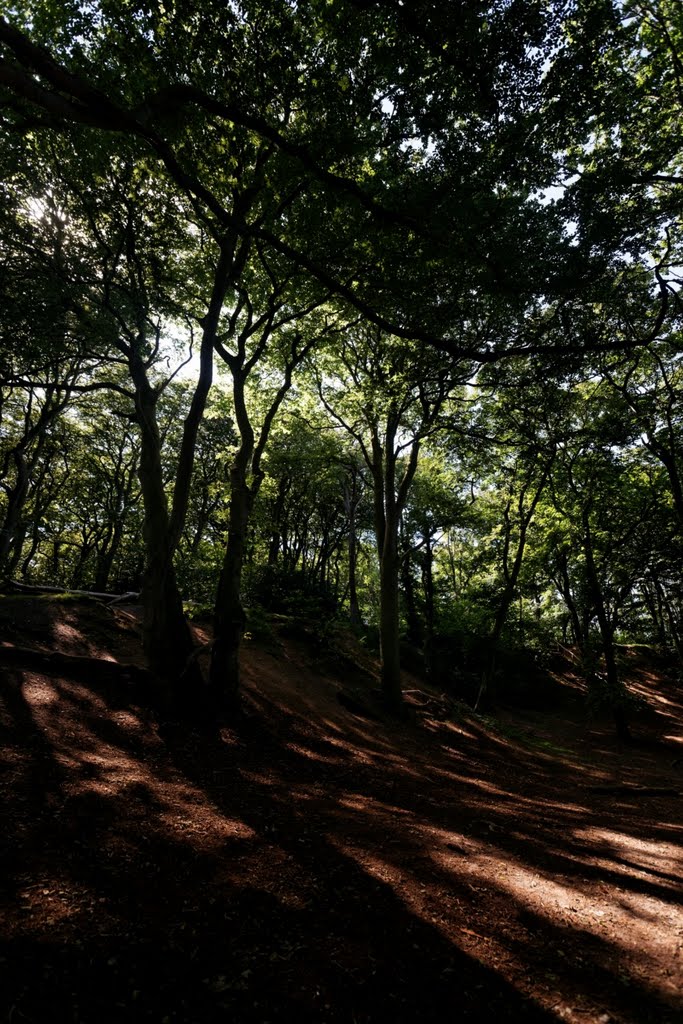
<box><xmin>209</xmin><ymin>471</ymin><xmax>252</xmax><ymax>711</ymax></box>
<box><xmin>554</xmin><ymin>551</ymin><xmax>584</xmax><ymax>649</ymax></box>
<box><xmin>0</xmin><ymin>450</ymin><xmax>30</xmax><ymax>575</ymax></box>
<box><xmin>475</xmin><ymin>585</ymin><xmax>515</xmax><ymax>710</ymax></box>
<box><xmin>422</xmin><ymin>528</ymin><xmax>436</xmax><ymax>681</ymax></box>
<box><xmin>267</xmin><ymin>475</ymin><xmax>289</xmax><ymax>566</ymax></box>
<box><xmin>370</xmin><ymin>421</ymin><xmax>420</xmax><ymax>712</ymax></box>
<box><xmin>94</xmin><ymin>468</ymin><xmax>136</xmax><ymax>591</ymax></box>
<box><xmin>348</xmin><ymin>523</ymin><xmax>361</xmax><ymax>626</ymax></box>
<box><xmin>20</xmin><ymin>520</ymin><xmax>41</xmax><ymax>581</ymax></box>
<box><xmin>94</xmin><ymin>544</ymin><xmax>116</xmax><ymax>593</ymax></box>
<box><xmin>135</xmin><ymin>382</ymin><xmax>197</xmax><ymax>693</ymax></box>
<box><xmin>641</xmin><ymin>582</ymin><xmax>668</xmax><ymax>648</ymax></box>
<box><xmin>583</xmin><ymin>510</ymin><xmax>631</xmax><ymax>743</ymax></box>
<box><xmin>344</xmin><ymin>470</ymin><xmax>362</xmax><ymax>626</ymax></box>
<box><xmin>654</xmin><ymin>446</ymin><xmax>683</xmax><ymax>530</ymax></box>
<box><xmin>379</xmin><ymin>529</ymin><xmax>403</xmax><ymax>711</ymax></box>
<box><xmin>0</xmin><ymin>387</ymin><xmax>69</xmax><ymax>578</ymax></box>
<box><xmin>401</xmin><ymin>544</ymin><xmax>422</xmax><ymax>646</ymax></box>
<box><xmin>478</xmin><ymin>463</ymin><xmax>551</xmax><ymax>710</ymax></box>
<box><xmin>653</xmin><ymin>575</ymin><xmax>683</xmax><ymax>665</ymax></box>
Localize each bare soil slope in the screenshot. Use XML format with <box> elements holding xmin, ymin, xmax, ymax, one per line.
<box><xmin>1</xmin><ymin>596</ymin><xmax>682</xmax><ymax>1023</ymax></box>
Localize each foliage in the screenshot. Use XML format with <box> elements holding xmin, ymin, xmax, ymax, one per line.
<box><xmin>1</xmin><ymin>1</ymin><xmax>683</xmax><ymax>722</ymax></box>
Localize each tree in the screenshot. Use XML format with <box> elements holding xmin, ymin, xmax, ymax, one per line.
<box><xmin>1</xmin><ymin>2</ymin><xmax>662</xmax><ymax>361</ymax></box>
<box><xmin>208</xmin><ymin>246</ymin><xmax>340</xmax><ymax>708</ymax></box>
<box><xmin>0</xmin><ymin>363</ymin><xmax>83</xmax><ymax>577</ymax></box>
<box><xmin>542</xmin><ymin>384</ymin><xmax>661</xmax><ymax>740</ymax></box>
<box><xmin>318</xmin><ymin>326</ymin><xmax>465</xmax><ymax>709</ymax></box>
<box><xmin>2</xmin><ymin>0</ymin><xmax>683</xmax><ymax>737</ymax></box>
<box><xmin>397</xmin><ymin>452</ymin><xmax>465</xmax><ymax>677</ymax></box>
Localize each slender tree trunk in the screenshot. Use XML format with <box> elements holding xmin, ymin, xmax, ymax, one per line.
<box><xmin>0</xmin><ymin>387</ymin><xmax>70</xmax><ymax>577</ymax></box>
<box><xmin>347</xmin><ymin>522</ymin><xmax>361</xmax><ymax>626</ymax></box>
<box><xmin>209</xmin><ymin>361</ymin><xmax>256</xmax><ymax>710</ymax></box>
<box><xmin>71</xmin><ymin>540</ymin><xmax>94</xmax><ymax>589</ymax></box>
<box><xmin>477</xmin><ymin>462</ymin><xmax>551</xmax><ymax>710</ymax></box>
<box><xmin>422</xmin><ymin>529</ymin><xmax>436</xmax><ymax>681</ymax></box>
<box><xmin>126</xmin><ymin>238</ymin><xmax>226</xmax><ymax>702</ymax></box>
<box><xmin>642</xmin><ymin>582</ymin><xmax>668</xmax><ymax>648</ymax></box>
<box><xmin>20</xmin><ymin>521</ymin><xmax>41</xmax><ymax>581</ymax></box>
<box><xmin>583</xmin><ymin>511</ymin><xmax>631</xmax><ymax>742</ymax></box>
<box><xmin>94</xmin><ymin>470</ymin><xmax>136</xmax><ymax>590</ymax></box>
<box><xmin>95</xmin><ymin>518</ymin><xmax>127</xmax><ymax>591</ymax></box>
<box><xmin>371</xmin><ymin>422</ymin><xmax>420</xmax><ymax>712</ymax></box>
<box><xmin>370</xmin><ymin>438</ymin><xmax>404</xmax><ymax>711</ymax></box>
<box><xmin>94</xmin><ymin>536</ymin><xmax>118</xmax><ymax>592</ymax></box>
<box><xmin>209</xmin><ymin>471</ymin><xmax>253</xmax><ymax>710</ymax></box>
<box><xmin>0</xmin><ymin>450</ymin><xmax>30</xmax><ymax>575</ymax></box>
<box><xmin>344</xmin><ymin>470</ymin><xmax>362</xmax><ymax>626</ymax></box>
<box><xmin>554</xmin><ymin>551</ymin><xmax>584</xmax><ymax>647</ymax></box>
<box><xmin>401</xmin><ymin>545</ymin><xmax>421</xmax><ymax>647</ymax></box>
<box><xmin>268</xmin><ymin>475</ymin><xmax>289</xmax><ymax>566</ymax></box>
<box><xmin>379</xmin><ymin>525</ymin><xmax>403</xmax><ymax>711</ymax></box>
<box><xmin>5</xmin><ymin>522</ymin><xmax>27</xmax><ymax>578</ymax></box>
<box><xmin>653</xmin><ymin>575</ymin><xmax>683</xmax><ymax>664</ymax></box>
<box><xmin>654</xmin><ymin>446</ymin><xmax>683</xmax><ymax>529</ymax></box>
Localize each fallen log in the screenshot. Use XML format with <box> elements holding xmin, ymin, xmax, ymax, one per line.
<box><xmin>2</xmin><ymin>580</ymin><xmax>140</xmax><ymax>604</ymax></box>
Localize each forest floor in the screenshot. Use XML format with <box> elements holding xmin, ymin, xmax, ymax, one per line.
<box><xmin>0</xmin><ymin>595</ymin><xmax>682</xmax><ymax>1024</ymax></box>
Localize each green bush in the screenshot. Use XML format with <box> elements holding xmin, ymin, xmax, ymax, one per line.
<box><xmin>243</xmin><ymin>564</ymin><xmax>338</xmax><ymax>621</ymax></box>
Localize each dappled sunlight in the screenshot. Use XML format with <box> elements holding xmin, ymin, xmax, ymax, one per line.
<box><xmin>3</xmin><ymin>600</ymin><xmax>683</xmax><ymax>1024</ymax></box>
<box><xmin>14</xmin><ymin>672</ymin><xmax>257</xmax><ymax>856</ymax></box>
<box><xmin>437</xmin><ymin>843</ymin><xmax>683</xmax><ymax>1004</ymax></box>
<box><xmin>332</xmin><ymin>792</ymin><xmax>413</xmax><ymax>819</ymax></box>
<box><xmin>572</xmin><ymin>827</ymin><xmax>683</xmax><ymax>890</ymax></box>
<box><xmin>238</xmin><ymin>694</ymin><xmax>683</xmax><ymax>1021</ymax></box>
<box><xmin>283</xmin><ymin>740</ymin><xmax>352</xmax><ymax>766</ymax></box>
<box><xmin>324</xmin><ymin>804</ymin><xmax>683</xmax><ymax>1014</ymax></box>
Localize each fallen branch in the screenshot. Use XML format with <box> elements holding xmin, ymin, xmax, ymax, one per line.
<box><xmin>555</xmin><ymin>643</ymin><xmax>581</xmax><ymax>666</ymax></box>
<box><xmin>403</xmin><ymin>688</ymin><xmax>455</xmax><ymax>716</ymax></box>
<box><xmin>3</xmin><ymin>579</ymin><xmax>140</xmax><ymax>604</ymax></box>
<box><xmin>403</xmin><ymin>687</ymin><xmax>450</xmax><ymax>702</ymax></box>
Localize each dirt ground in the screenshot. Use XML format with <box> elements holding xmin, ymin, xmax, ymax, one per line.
<box><xmin>0</xmin><ymin>596</ymin><xmax>682</xmax><ymax>1023</ymax></box>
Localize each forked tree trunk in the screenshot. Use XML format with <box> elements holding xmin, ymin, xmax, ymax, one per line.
<box><xmin>128</xmin><ymin>238</ymin><xmax>229</xmax><ymax>704</ymax></box>
<box><xmin>208</xmin><ymin>322</ymin><xmax>316</xmax><ymax>712</ymax></box>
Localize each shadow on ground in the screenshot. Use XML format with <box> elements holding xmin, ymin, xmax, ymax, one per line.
<box><xmin>1</xmin><ymin>600</ymin><xmax>681</xmax><ymax>1023</ymax></box>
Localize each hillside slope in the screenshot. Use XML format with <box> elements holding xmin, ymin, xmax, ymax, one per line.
<box><xmin>1</xmin><ymin>596</ymin><xmax>682</xmax><ymax>1023</ymax></box>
